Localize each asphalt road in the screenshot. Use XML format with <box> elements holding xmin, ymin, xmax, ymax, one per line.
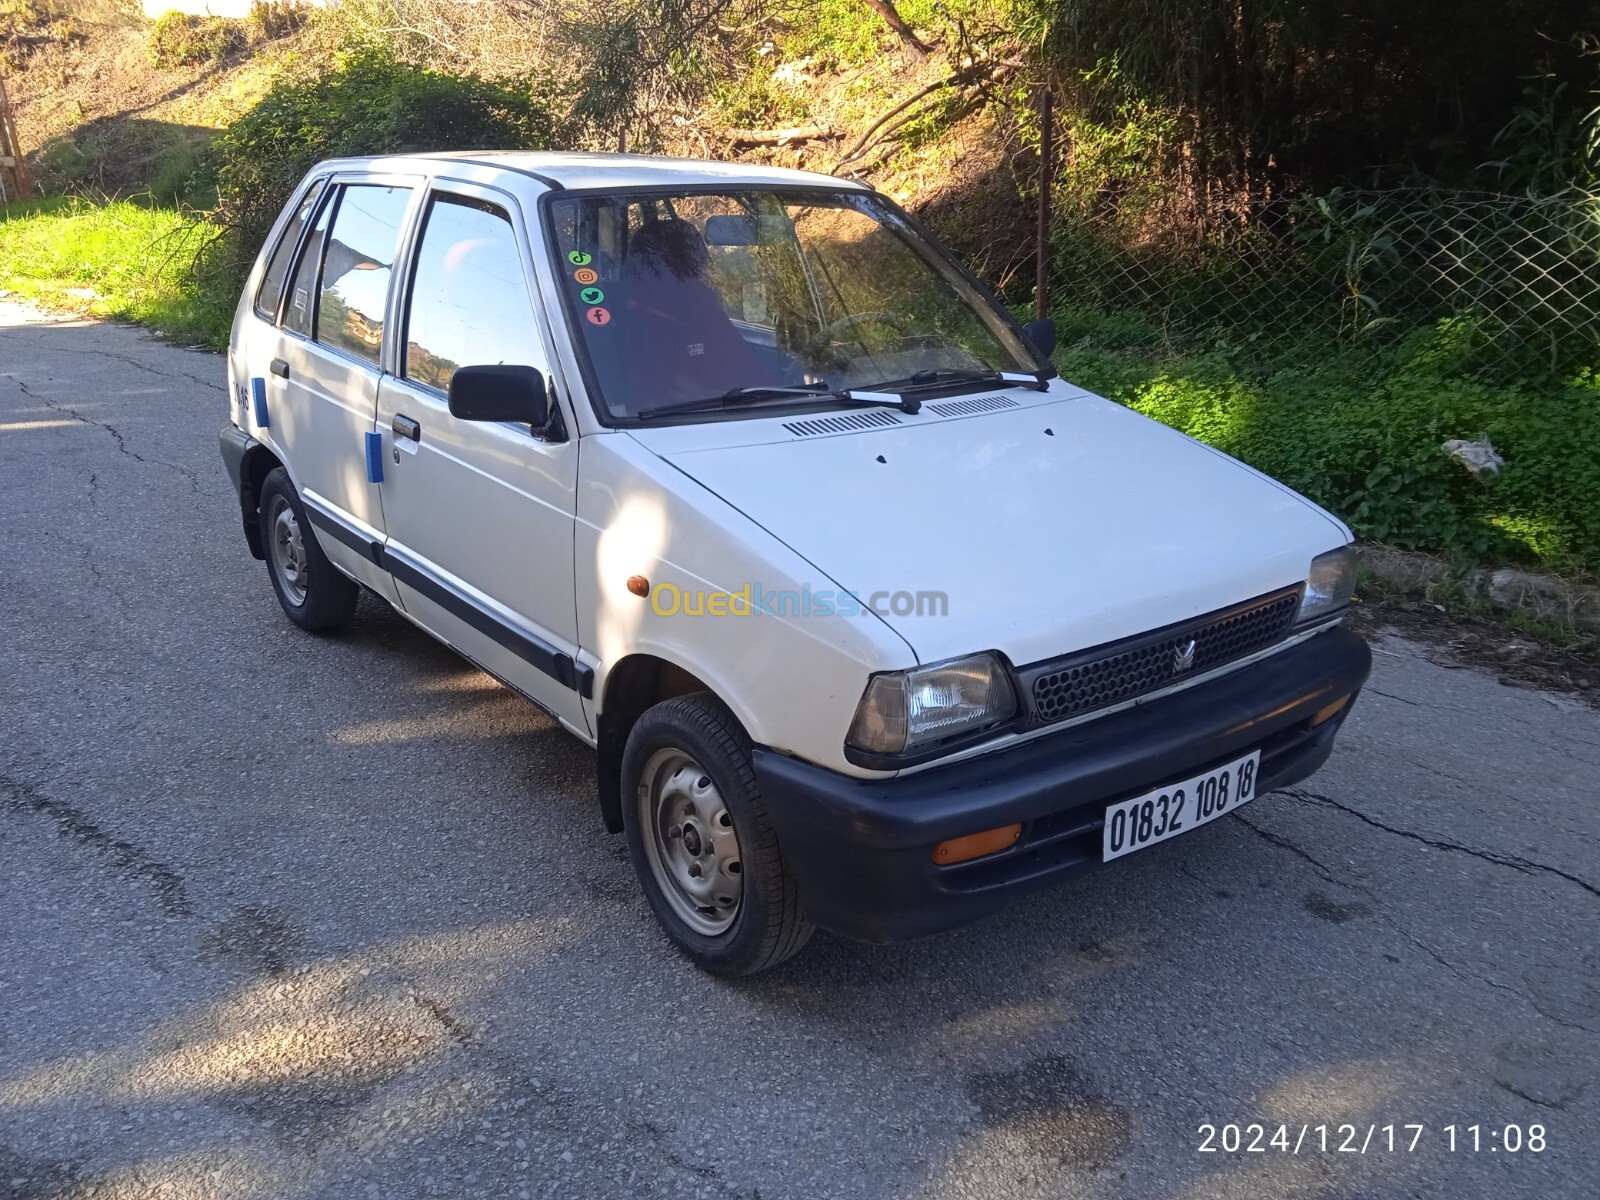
<box><xmin>1</xmin><ymin>297</ymin><xmax>1597</xmax><ymax>1200</ymax></box>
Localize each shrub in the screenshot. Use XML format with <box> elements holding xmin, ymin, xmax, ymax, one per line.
<box><xmin>147</xmin><ymin>13</ymin><xmax>247</xmax><ymax>69</ymax></box>
<box><xmin>246</xmin><ymin>0</ymin><xmax>305</xmax><ymax>42</ymax></box>
<box><xmin>207</xmin><ymin>51</ymin><xmax>556</xmax><ymax>268</ymax></box>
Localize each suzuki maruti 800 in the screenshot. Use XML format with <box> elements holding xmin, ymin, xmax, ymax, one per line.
<box><xmin>220</xmin><ymin>152</ymin><xmax>1371</xmax><ymax>974</ymax></box>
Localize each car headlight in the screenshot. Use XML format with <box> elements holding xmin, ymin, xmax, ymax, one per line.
<box><xmin>847</xmin><ymin>652</ymin><xmax>1017</xmax><ymax>758</ymax></box>
<box><xmin>1300</xmin><ymin>546</ymin><xmax>1355</xmax><ymax>624</ymax></box>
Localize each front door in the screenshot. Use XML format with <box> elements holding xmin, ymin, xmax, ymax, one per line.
<box><xmin>375</xmin><ymin>183</ymin><xmax>587</xmax><ymax>733</ymax></box>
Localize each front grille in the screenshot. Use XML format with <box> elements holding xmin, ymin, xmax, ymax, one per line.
<box><xmin>1024</xmin><ymin>588</ymin><xmax>1302</xmax><ymax>726</ymax></box>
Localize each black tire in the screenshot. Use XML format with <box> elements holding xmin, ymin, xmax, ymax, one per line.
<box><xmin>258</xmin><ymin>467</ymin><xmax>359</xmax><ymax>632</ymax></box>
<box><xmin>621</xmin><ymin>694</ymin><xmax>814</xmax><ymax>976</ymax></box>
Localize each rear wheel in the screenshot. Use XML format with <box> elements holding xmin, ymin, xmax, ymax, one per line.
<box><xmin>258</xmin><ymin>467</ymin><xmax>358</xmax><ymax>632</ymax></box>
<box><xmin>621</xmin><ymin>694</ymin><xmax>813</xmax><ymax>976</ymax></box>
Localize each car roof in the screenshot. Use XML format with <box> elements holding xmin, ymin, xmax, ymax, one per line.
<box><xmin>320</xmin><ymin>150</ymin><xmax>871</xmax><ymax>193</ymax></box>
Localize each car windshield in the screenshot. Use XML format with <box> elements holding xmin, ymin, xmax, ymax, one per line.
<box><xmin>546</xmin><ymin>188</ymin><xmax>1044</xmax><ymax>422</ymax></box>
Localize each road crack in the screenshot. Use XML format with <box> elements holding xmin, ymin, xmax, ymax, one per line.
<box><xmin>3</xmin><ymin>329</ymin><xmax>225</xmax><ymax>393</ymax></box>
<box><xmin>1282</xmin><ymin>788</ymin><xmax>1600</xmax><ymax>901</ymax></box>
<box><xmin>2</xmin><ymin>372</ymin><xmax>203</xmax><ymax>493</ymax></box>
<box><xmin>0</xmin><ymin>771</ymin><xmax>191</xmax><ymax>917</ymax></box>
<box><xmin>1234</xmin><ymin>812</ymin><xmax>1339</xmax><ymax>877</ymax></box>
<box><xmin>1236</xmin><ymin>802</ymin><xmax>1596</xmax><ymax>1035</ymax></box>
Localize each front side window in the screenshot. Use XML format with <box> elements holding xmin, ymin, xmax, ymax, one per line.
<box><xmin>547</xmin><ymin>189</ymin><xmax>1043</xmax><ymax>421</ymax></box>
<box><xmin>313</xmin><ymin>184</ymin><xmax>413</xmax><ymax>365</ymax></box>
<box><xmin>255</xmin><ymin>178</ymin><xmax>325</xmax><ymax>321</ymax></box>
<box><xmin>404</xmin><ymin>194</ymin><xmax>541</xmax><ymax>392</ymax></box>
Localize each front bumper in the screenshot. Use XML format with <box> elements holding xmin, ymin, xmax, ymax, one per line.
<box><xmin>754</xmin><ymin>625</ymin><xmax>1371</xmax><ymax>942</ymax></box>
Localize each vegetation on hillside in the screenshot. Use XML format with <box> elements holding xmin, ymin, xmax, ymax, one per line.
<box><xmin>4</xmin><ymin>0</ymin><xmax>1600</xmax><ymax>573</ymax></box>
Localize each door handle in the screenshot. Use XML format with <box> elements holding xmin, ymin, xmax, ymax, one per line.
<box><xmin>269</xmin><ymin>358</ymin><xmax>289</xmax><ymax>379</ymax></box>
<box><xmin>392</xmin><ymin>414</ymin><xmax>421</xmax><ymax>442</ymax></box>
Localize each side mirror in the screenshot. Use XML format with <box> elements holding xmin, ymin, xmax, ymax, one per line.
<box><xmin>1021</xmin><ymin>317</ymin><xmax>1056</xmax><ymax>360</ymax></box>
<box><xmin>448</xmin><ymin>365</ymin><xmax>549</xmax><ymax>427</ymax></box>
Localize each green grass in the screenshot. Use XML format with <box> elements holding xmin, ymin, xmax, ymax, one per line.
<box><xmin>1052</xmin><ymin>321</ymin><xmax>1600</xmax><ymax>574</ymax></box>
<box><xmin>0</xmin><ymin>196</ymin><xmax>233</xmax><ymax>347</ymax></box>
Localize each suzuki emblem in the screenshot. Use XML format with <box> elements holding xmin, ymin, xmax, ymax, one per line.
<box><xmin>1173</xmin><ymin>639</ymin><xmax>1197</xmax><ymax>674</ymax></box>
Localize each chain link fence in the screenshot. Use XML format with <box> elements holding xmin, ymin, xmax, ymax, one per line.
<box><xmin>1047</xmin><ymin>186</ymin><xmax>1600</xmax><ymax>377</ymax></box>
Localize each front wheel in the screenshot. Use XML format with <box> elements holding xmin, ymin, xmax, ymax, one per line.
<box><xmin>621</xmin><ymin>694</ymin><xmax>813</xmax><ymax>976</ymax></box>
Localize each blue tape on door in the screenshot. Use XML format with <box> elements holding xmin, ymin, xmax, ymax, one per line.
<box><xmin>364</xmin><ymin>431</ymin><xmax>384</xmax><ymax>483</ymax></box>
<box><xmin>251</xmin><ymin>377</ymin><xmax>268</xmax><ymax>427</ymax></box>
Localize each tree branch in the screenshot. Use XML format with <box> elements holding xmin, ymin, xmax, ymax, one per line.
<box><xmin>861</xmin><ymin>0</ymin><xmax>932</xmax><ymax>58</ymax></box>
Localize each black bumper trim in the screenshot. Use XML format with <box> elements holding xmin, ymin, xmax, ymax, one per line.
<box><xmin>218</xmin><ymin>424</ymin><xmax>266</xmax><ymax>559</ymax></box>
<box><xmin>753</xmin><ymin>625</ymin><xmax>1371</xmax><ymax>943</ymax></box>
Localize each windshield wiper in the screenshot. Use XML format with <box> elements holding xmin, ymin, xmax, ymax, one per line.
<box><xmin>868</xmin><ymin>368</ymin><xmax>1049</xmax><ymax>394</ymax></box>
<box><xmin>636</xmin><ymin>385</ymin><xmax>831</xmax><ymax>421</ymax></box>
<box><xmin>637</xmin><ymin>384</ymin><xmax>920</xmax><ymax>421</ymax></box>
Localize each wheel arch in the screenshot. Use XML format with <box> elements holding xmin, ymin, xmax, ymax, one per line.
<box><xmin>594</xmin><ymin>653</ymin><xmax>742</xmax><ymax>834</ymax></box>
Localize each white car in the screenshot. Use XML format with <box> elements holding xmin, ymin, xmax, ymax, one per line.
<box><xmin>220</xmin><ymin>152</ymin><xmax>1370</xmax><ymax>975</ymax></box>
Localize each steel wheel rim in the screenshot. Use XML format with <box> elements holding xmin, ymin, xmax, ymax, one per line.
<box><xmin>267</xmin><ymin>495</ymin><xmax>308</xmax><ymax>607</ymax></box>
<box><xmin>637</xmin><ymin>748</ymin><xmax>743</xmax><ymax>936</ymax></box>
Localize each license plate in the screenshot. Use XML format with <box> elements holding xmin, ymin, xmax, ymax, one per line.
<box><xmin>1102</xmin><ymin>750</ymin><xmax>1261</xmax><ymax>861</ymax></box>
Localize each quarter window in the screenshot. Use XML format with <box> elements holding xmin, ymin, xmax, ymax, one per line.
<box><xmin>284</xmin><ymin>188</ymin><xmax>335</xmax><ymax>338</ymax></box>
<box><xmin>404</xmin><ymin>194</ymin><xmax>541</xmax><ymax>392</ymax></box>
<box><xmin>314</xmin><ymin>184</ymin><xmax>413</xmax><ymax>365</ymax></box>
<box><xmin>255</xmin><ymin>179</ymin><xmax>324</xmax><ymax>321</ymax></box>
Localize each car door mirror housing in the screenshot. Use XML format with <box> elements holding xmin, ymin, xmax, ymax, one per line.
<box><xmin>448</xmin><ymin>365</ymin><xmax>550</xmax><ymax>427</ymax></box>
<box><xmin>1021</xmin><ymin>317</ymin><xmax>1056</xmax><ymax>360</ymax></box>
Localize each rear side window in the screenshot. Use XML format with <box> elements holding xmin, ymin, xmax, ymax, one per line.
<box><xmin>315</xmin><ymin>184</ymin><xmax>413</xmax><ymax>365</ymax></box>
<box><xmin>254</xmin><ymin>179</ymin><xmax>325</xmax><ymax>321</ymax></box>
<box><xmin>404</xmin><ymin>194</ymin><xmax>541</xmax><ymax>392</ymax></box>
<box><xmin>284</xmin><ymin>189</ymin><xmax>336</xmax><ymax>337</ymax></box>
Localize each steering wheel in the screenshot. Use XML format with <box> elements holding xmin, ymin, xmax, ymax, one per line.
<box><xmin>821</xmin><ymin>311</ymin><xmax>907</xmax><ymax>342</ymax></box>
<box><xmin>801</xmin><ymin>311</ymin><xmax>909</xmax><ymax>369</ymax></box>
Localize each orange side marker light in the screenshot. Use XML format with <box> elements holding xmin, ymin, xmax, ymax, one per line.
<box><xmin>932</xmin><ymin>823</ymin><xmax>1022</xmax><ymax>866</ymax></box>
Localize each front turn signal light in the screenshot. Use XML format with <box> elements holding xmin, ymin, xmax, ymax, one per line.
<box><xmin>932</xmin><ymin>823</ymin><xmax>1022</xmax><ymax>865</ymax></box>
<box><xmin>1311</xmin><ymin>694</ymin><xmax>1351</xmax><ymax>726</ymax></box>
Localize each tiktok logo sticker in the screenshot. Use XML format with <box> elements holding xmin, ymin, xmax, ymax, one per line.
<box><xmin>568</xmin><ymin>250</ymin><xmax>593</xmax><ymax>266</ymax></box>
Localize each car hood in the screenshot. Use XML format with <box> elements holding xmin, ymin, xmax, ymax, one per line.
<box><xmin>628</xmin><ymin>387</ymin><xmax>1347</xmax><ymax>666</ymax></box>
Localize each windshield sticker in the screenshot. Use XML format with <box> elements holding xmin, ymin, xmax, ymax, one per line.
<box><xmin>580</xmin><ymin>286</ymin><xmax>606</xmax><ymax>305</ymax></box>
<box><xmin>567</xmin><ymin>250</ymin><xmax>593</xmax><ymax>266</ymax></box>
<box><xmin>586</xmin><ymin>306</ymin><xmax>612</xmax><ymax>326</ymax></box>
<box><xmin>573</xmin><ymin>267</ymin><xmax>599</xmax><ymax>286</ymax></box>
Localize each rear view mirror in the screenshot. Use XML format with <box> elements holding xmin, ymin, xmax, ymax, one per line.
<box><xmin>1022</xmin><ymin>317</ymin><xmax>1057</xmax><ymax>360</ymax></box>
<box><xmin>448</xmin><ymin>365</ymin><xmax>549</xmax><ymax>427</ymax></box>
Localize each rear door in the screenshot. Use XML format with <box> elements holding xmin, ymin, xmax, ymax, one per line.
<box><xmin>375</xmin><ymin>181</ymin><xmax>588</xmax><ymax>732</ymax></box>
<box><xmin>268</xmin><ymin>174</ymin><xmax>420</xmax><ymax>599</ymax></box>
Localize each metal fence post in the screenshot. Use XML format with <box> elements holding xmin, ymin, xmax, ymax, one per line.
<box><xmin>1034</xmin><ymin>77</ymin><xmax>1053</xmax><ymax>322</ymax></box>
